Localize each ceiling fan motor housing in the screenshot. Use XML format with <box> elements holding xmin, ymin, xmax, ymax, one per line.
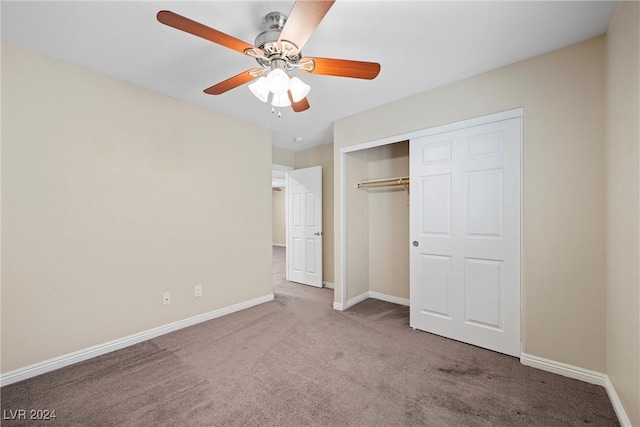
<box><xmin>254</xmin><ymin>12</ymin><xmax>301</xmax><ymax>68</ymax></box>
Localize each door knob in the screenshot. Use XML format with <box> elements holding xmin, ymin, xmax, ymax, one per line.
<box><xmin>412</xmin><ymin>241</ymin><xmax>419</xmax><ymax>247</ymax></box>
<box><xmin>314</xmin><ymin>231</ymin><xmax>323</xmax><ymax>236</ymax></box>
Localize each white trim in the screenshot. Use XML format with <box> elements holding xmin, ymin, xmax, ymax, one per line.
<box><xmin>272</xmin><ymin>164</ymin><xmax>293</xmax><ymax>172</ymax></box>
<box><xmin>332</xmin><ymin>291</ymin><xmax>410</xmax><ymax>311</ymax></box>
<box><xmin>333</xmin><ymin>291</ymin><xmax>370</xmax><ymax>311</ymax></box>
<box><xmin>369</xmin><ymin>291</ymin><xmax>410</xmax><ymax>306</ymax></box>
<box><xmin>604</xmin><ymin>376</ymin><xmax>632</xmax><ymax>427</ymax></box>
<box><xmin>0</xmin><ymin>293</ymin><xmax>275</xmax><ymax>387</ymax></box>
<box><xmin>520</xmin><ymin>352</ymin><xmax>606</xmax><ymax>386</ymax></box>
<box><xmin>340</xmin><ymin>146</ymin><xmax>348</xmax><ymax>309</ymax></box>
<box><xmin>521</xmin><ymin>353</ymin><xmax>632</xmax><ymax>426</ymax></box>
<box><xmin>285</xmin><ymin>171</ymin><xmax>290</xmax><ymax>282</ymax></box>
<box><xmin>519</xmin><ymin>112</ymin><xmax>525</xmax><ymax>358</ymax></box>
<box><xmin>341</xmin><ymin>108</ymin><xmax>524</xmax><ymax>155</ymax></box>
<box><xmin>272</xmin><ymin>243</ymin><xmax>286</xmax><ymax>247</ymax></box>
<box><xmin>323</xmin><ymin>281</ymin><xmax>335</xmax><ymax>289</ymax></box>
<box><xmin>344</xmin><ymin>292</ymin><xmax>369</xmax><ymax>309</ymax></box>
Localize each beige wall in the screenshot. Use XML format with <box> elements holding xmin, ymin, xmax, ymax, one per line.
<box><xmin>345</xmin><ymin>150</ymin><xmax>370</xmax><ymax>300</ymax></box>
<box><xmin>1</xmin><ymin>44</ymin><xmax>273</xmax><ymax>373</ymax></box>
<box><xmin>335</xmin><ymin>36</ymin><xmax>607</xmax><ymax>372</ymax></box>
<box><xmin>295</xmin><ymin>143</ymin><xmax>335</xmax><ymax>284</ymax></box>
<box><xmin>605</xmin><ymin>2</ymin><xmax>640</xmax><ymax>425</ymax></box>
<box><xmin>367</xmin><ymin>142</ymin><xmax>410</xmax><ymax>299</ymax></box>
<box><xmin>272</xmin><ymin>146</ymin><xmax>295</xmax><ymax>168</ymax></box>
<box><xmin>271</xmin><ymin>146</ymin><xmax>293</xmax><ymax>247</ymax></box>
<box><xmin>272</xmin><ymin>190</ymin><xmax>286</xmax><ymax>245</ymax></box>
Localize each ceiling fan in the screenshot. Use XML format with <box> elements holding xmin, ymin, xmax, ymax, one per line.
<box><xmin>157</xmin><ymin>0</ymin><xmax>381</xmax><ymax>115</ymax></box>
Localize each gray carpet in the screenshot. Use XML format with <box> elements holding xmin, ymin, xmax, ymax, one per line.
<box><xmin>1</xmin><ymin>246</ymin><xmax>618</xmax><ymax>426</ymax></box>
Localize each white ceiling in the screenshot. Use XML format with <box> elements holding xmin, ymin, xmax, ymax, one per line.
<box><xmin>2</xmin><ymin>1</ymin><xmax>617</xmax><ymax>152</ymax></box>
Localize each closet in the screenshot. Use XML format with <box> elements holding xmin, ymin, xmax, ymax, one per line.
<box><xmin>344</xmin><ymin>140</ymin><xmax>410</xmax><ymax>304</ymax></box>
<box><xmin>342</xmin><ymin>110</ymin><xmax>522</xmax><ymax>357</ymax></box>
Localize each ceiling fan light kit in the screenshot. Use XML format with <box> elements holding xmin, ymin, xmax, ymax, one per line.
<box><xmin>272</xmin><ymin>93</ymin><xmax>292</xmax><ymax>108</ymax></box>
<box><xmin>289</xmin><ymin>77</ymin><xmax>311</xmax><ymax>102</ymax></box>
<box><xmin>157</xmin><ymin>0</ymin><xmax>381</xmax><ymax>115</ymax></box>
<box><xmin>265</xmin><ymin>59</ymin><xmax>291</xmax><ymax>95</ymax></box>
<box><xmin>248</xmin><ymin>77</ymin><xmax>269</xmax><ymax>103</ymax></box>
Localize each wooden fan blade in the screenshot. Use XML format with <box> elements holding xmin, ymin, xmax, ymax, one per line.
<box><xmin>302</xmin><ymin>57</ymin><xmax>381</xmax><ymax>80</ymax></box>
<box><xmin>288</xmin><ymin>91</ymin><xmax>310</xmax><ymax>112</ymax></box>
<box><xmin>278</xmin><ymin>1</ymin><xmax>335</xmax><ymax>51</ymax></box>
<box><xmin>157</xmin><ymin>10</ymin><xmax>257</xmax><ymax>55</ymax></box>
<box><xmin>204</xmin><ymin>69</ymin><xmax>261</xmax><ymax>95</ymax></box>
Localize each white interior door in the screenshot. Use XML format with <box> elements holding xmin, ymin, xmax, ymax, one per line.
<box><xmin>410</xmin><ymin>116</ymin><xmax>521</xmax><ymax>357</ymax></box>
<box><xmin>287</xmin><ymin>166</ymin><xmax>323</xmax><ymax>287</ymax></box>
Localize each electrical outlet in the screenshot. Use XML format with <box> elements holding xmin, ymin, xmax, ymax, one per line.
<box><xmin>162</xmin><ymin>292</ymin><xmax>171</xmax><ymax>305</ymax></box>
<box><xmin>194</xmin><ymin>285</ymin><xmax>202</xmax><ymax>298</ymax></box>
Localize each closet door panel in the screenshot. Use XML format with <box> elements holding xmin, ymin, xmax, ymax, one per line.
<box><xmin>410</xmin><ymin>115</ymin><xmax>521</xmax><ymax>357</ymax></box>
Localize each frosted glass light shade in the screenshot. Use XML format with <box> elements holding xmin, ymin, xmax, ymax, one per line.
<box><xmin>289</xmin><ymin>77</ymin><xmax>310</xmax><ymax>102</ymax></box>
<box><xmin>271</xmin><ymin>93</ymin><xmax>292</xmax><ymax>107</ymax></box>
<box><xmin>266</xmin><ymin>68</ymin><xmax>290</xmax><ymax>95</ymax></box>
<box><xmin>248</xmin><ymin>77</ymin><xmax>269</xmax><ymax>103</ymax></box>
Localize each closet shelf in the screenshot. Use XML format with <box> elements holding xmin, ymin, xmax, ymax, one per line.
<box><xmin>356</xmin><ymin>176</ymin><xmax>410</xmax><ymax>189</ymax></box>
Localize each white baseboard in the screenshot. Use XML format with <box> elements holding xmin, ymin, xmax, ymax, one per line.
<box><xmin>369</xmin><ymin>291</ymin><xmax>410</xmax><ymax>306</ymax></box>
<box><xmin>323</xmin><ymin>281</ymin><xmax>335</xmax><ymax>289</ymax></box>
<box><xmin>332</xmin><ymin>292</ymin><xmax>369</xmax><ymax>311</ymax></box>
<box><xmin>272</xmin><ymin>243</ymin><xmax>285</xmax><ymax>247</ymax></box>
<box><xmin>0</xmin><ymin>293</ymin><xmax>275</xmax><ymax>387</ymax></box>
<box><xmin>604</xmin><ymin>376</ymin><xmax>633</xmax><ymax>426</ymax></box>
<box><xmin>333</xmin><ymin>291</ymin><xmax>409</xmax><ymax>311</ymax></box>
<box><xmin>520</xmin><ymin>352</ymin><xmax>606</xmax><ymax>386</ymax></box>
<box><xmin>521</xmin><ymin>352</ymin><xmax>631</xmax><ymax>426</ymax></box>
<box><xmin>343</xmin><ymin>292</ymin><xmax>369</xmax><ymax>309</ymax></box>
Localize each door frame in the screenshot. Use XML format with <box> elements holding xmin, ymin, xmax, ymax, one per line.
<box><xmin>337</xmin><ymin>108</ymin><xmax>523</xmax><ymax>341</ymax></box>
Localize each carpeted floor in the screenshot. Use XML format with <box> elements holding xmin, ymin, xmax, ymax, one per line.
<box><xmin>1</xmin><ymin>246</ymin><xmax>618</xmax><ymax>426</ymax></box>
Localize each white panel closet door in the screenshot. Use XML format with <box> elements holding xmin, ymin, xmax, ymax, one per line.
<box><xmin>410</xmin><ymin>117</ymin><xmax>521</xmax><ymax>357</ymax></box>
<box><xmin>287</xmin><ymin>166</ymin><xmax>323</xmax><ymax>287</ymax></box>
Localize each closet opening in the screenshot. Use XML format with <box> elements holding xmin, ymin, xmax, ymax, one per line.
<box><xmin>342</xmin><ymin>140</ymin><xmax>411</xmax><ymax>308</ymax></box>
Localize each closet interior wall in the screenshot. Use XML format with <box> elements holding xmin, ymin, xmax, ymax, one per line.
<box><xmin>346</xmin><ymin>141</ymin><xmax>409</xmax><ymax>302</ymax></box>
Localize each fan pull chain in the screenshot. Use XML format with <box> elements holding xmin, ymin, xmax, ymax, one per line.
<box><xmin>269</xmin><ymin>106</ymin><xmax>282</xmax><ymax>118</ymax></box>
<box><xmin>271</xmin><ymin>106</ymin><xmax>282</xmax><ymax>117</ymax></box>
